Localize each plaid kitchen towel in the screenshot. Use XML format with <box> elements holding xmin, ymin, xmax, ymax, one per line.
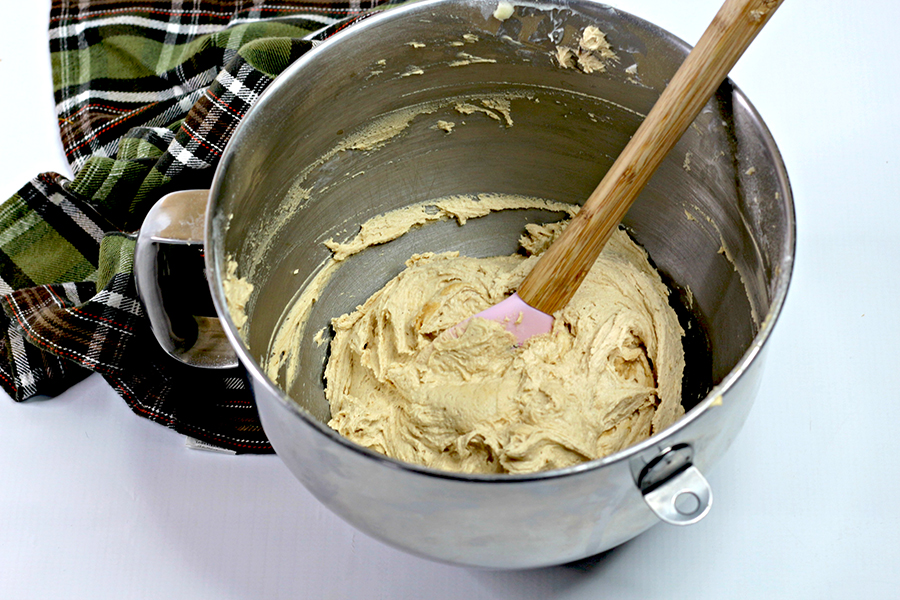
<box><xmin>0</xmin><ymin>0</ymin><xmax>408</xmax><ymax>453</ymax></box>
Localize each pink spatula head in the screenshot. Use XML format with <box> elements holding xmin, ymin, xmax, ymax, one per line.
<box><xmin>451</xmin><ymin>0</ymin><xmax>783</xmax><ymax>343</ymax></box>
<box><xmin>456</xmin><ymin>293</ymin><xmax>555</xmax><ymax>345</ymax></box>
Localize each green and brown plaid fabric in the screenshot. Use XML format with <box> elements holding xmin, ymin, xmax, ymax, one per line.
<box><xmin>0</xmin><ymin>0</ymin><xmax>406</xmax><ymax>453</ymax></box>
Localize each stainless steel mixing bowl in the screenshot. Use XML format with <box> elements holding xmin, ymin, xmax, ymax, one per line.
<box><xmin>202</xmin><ymin>0</ymin><xmax>794</xmax><ymax>568</ymax></box>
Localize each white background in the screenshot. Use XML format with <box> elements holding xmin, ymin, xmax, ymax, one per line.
<box><xmin>1</xmin><ymin>1</ymin><xmax>898</xmax><ymax>598</ymax></box>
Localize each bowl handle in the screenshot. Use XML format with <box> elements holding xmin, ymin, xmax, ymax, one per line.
<box><xmin>637</xmin><ymin>444</ymin><xmax>713</xmax><ymax>526</ymax></box>
<box><xmin>133</xmin><ymin>190</ymin><xmax>238</xmax><ymax>369</ymax></box>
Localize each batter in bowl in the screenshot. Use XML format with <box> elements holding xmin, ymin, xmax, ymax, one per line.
<box><xmin>323</xmin><ymin>219</ymin><xmax>685</xmax><ymax>475</ymax></box>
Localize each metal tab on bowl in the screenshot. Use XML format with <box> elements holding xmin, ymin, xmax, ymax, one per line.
<box><xmin>638</xmin><ymin>444</ymin><xmax>713</xmax><ymax>526</ymax></box>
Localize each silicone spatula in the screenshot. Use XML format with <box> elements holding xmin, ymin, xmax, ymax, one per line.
<box><xmin>453</xmin><ymin>0</ymin><xmax>784</xmax><ymax>344</ymax></box>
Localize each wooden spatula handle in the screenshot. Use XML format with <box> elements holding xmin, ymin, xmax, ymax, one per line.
<box><xmin>517</xmin><ymin>0</ymin><xmax>784</xmax><ymax>315</ymax></box>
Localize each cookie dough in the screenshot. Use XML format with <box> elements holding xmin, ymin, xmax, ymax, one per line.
<box><xmin>325</xmin><ymin>223</ymin><xmax>685</xmax><ymax>475</ymax></box>
<box><xmin>556</xmin><ymin>25</ymin><xmax>618</xmax><ymax>74</ymax></box>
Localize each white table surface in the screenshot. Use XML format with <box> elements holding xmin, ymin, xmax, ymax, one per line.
<box><xmin>1</xmin><ymin>1</ymin><xmax>898</xmax><ymax>598</ymax></box>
